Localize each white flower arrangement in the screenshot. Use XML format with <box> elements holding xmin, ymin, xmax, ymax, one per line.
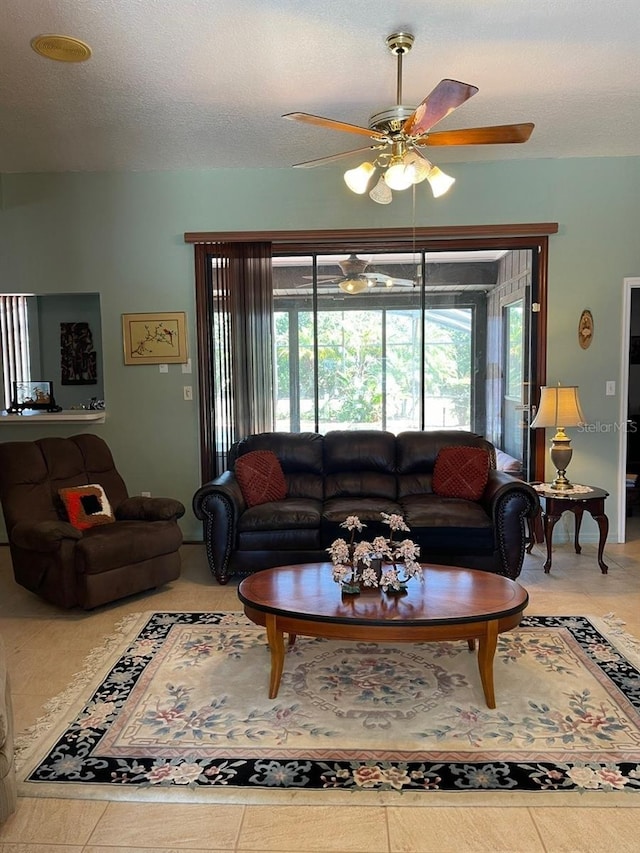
<box><xmin>326</xmin><ymin>512</ymin><xmax>422</xmax><ymax>594</ymax></box>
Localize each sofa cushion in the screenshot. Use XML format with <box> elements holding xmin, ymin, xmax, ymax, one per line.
<box><xmin>233</xmin><ymin>432</ymin><xmax>324</xmax><ymax>474</ymax></box>
<box><xmin>321</xmin><ymin>497</ymin><xmax>404</xmax><ymax>546</ymax></box>
<box><xmin>238</xmin><ymin>528</ymin><xmax>321</xmax><ymax>551</ymax></box>
<box><xmin>324</xmin><ymin>429</ymin><xmax>396</xmax><ymax>473</ymax></box>
<box><xmin>401</xmin><ymin>494</ymin><xmax>492</xmax><ymax>529</ymax></box>
<box><xmin>58</xmin><ymin>484</ymin><xmax>115</xmax><ymax>530</ymax></box>
<box><xmin>74</xmin><ymin>520</ymin><xmax>183</xmax><ymax>574</ymax></box>
<box><xmin>401</xmin><ymin>494</ymin><xmax>494</xmax><ymax>553</ymax></box>
<box><xmin>432</xmin><ymin>446</ymin><xmax>490</xmax><ymax>501</ymax></box>
<box><xmin>238</xmin><ymin>498</ymin><xmax>322</xmax><ymax>532</ymax></box>
<box><xmin>235</xmin><ymin>450</ymin><xmax>287</xmax><ymax>507</ymax></box>
<box><xmin>496</xmin><ymin>448</ymin><xmax>523</xmax><ymax>475</ymax></box>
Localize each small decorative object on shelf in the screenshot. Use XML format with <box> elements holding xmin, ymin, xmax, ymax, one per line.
<box><xmin>6</xmin><ymin>380</ymin><xmax>62</xmax><ymax>414</ymax></box>
<box><xmin>327</xmin><ymin>513</ymin><xmax>422</xmax><ymax>595</ymax></box>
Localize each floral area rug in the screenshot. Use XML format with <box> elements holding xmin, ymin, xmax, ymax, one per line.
<box><xmin>15</xmin><ymin>612</ymin><xmax>640</xmax><ymax>803</ymax></box>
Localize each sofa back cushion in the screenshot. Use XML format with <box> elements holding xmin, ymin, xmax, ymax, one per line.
<box><xmin>396</xmin><ymin>430</ymin><xmax>495</xmax><ymax>498</ymax></box>
<box><xmin>324</xmin><ymin>430</ymin><xmax>397</xmax><ymax>500</ymax></box>
<box><xmin>232</xmin><ymin>432</ymin><xmax>324</xmax><ymax>500</ymax></box>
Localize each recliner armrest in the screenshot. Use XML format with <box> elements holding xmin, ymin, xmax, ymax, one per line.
<box><xmin>115</xmin><ymin>496</ymin><xmax>185</xmax><ymax>522</ymax></box>
<box><xmin>11</xmin><ymin>520</ymin><xmax>82</xmax><ymax>552</ymax></box>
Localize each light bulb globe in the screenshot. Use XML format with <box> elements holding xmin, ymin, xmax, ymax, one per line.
<box><xmin>384</xmin><ymin>161</ymin><xmax>413</xmax><ymax>191</ymax></box>
<box><xmin>426</xmin><ymin>166</ymin><xmax>455</xmax><ymax>198</ymax></box>
<box><xmin>344</xmin><ymin>162</ymin><xmax>376</xmax><ymax>194</ymax></box>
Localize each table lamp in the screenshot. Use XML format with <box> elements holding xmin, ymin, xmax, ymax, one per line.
<box><xmin>530</xmin><ymin>384</ymin><xmax>585</xmax><ymax>490</ymax></box>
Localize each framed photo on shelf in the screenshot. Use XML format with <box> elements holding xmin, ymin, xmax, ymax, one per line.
<box><xmin>8</xmin><ymin>380</ymin><xmax>62</xmax><ymax>413</ymax></box>
<box><xmin>122</xmin><ymin>312</ymin><xmax>188</xmax><ymax>365</ymax></box>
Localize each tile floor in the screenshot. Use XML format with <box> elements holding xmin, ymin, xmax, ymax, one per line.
<box><xmin>1</xmin><ymin>523</ymin><xmax>639</xmax><ymax>852</ymax></box>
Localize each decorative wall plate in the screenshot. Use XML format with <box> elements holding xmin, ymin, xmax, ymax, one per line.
<box><xmin>578</xmin><ymin>309</ymin><xmax>593</xmax><ymax>349</ymax></box>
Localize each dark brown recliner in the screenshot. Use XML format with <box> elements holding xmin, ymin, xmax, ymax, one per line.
<box><xmin>0</xmin><ymin>434</ymin><xmax>185</xmax><ymax>609</ymax></box>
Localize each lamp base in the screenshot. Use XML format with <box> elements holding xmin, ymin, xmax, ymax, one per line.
<box><xmin>549</xmin><ymin>433</ymin><xmax>574</xmax><ymax>490</ymax></box>
<box><xmin>550</xmin><ymin>472</ymin><xmax>572</xmax><ymax>490</ymax></box>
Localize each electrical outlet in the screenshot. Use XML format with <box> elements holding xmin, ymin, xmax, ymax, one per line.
<box><xmin>141</xmin><ymin>491</ymin><xmax>151</xmax><ymax>497</ymax></box>
<box><xmin>159</xmin><ymin>364</ymin><xmax>168</xmax><ymax>373</ymax></box>
<box><xmin>183</xmin><ymin>385</ymin><xmax>193</xmax><ymax>401</ymax></box>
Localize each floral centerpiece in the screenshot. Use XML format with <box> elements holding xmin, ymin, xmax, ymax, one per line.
<box><xmin>327</xmin><ymin>512</ymin><xmax>422</xmax><ymax>595</ymax></box>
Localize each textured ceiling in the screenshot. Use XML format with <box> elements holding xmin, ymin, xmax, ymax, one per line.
<box><xmin>2</xmin><ymin>0</ymin><xmax>639</xmax><ymax>173</ymax></box>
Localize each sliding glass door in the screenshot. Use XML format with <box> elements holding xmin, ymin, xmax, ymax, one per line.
<box><xmin>273</xmin><ymin>248</ymin><xmax>535</xmax><ymax>476</ymax></box>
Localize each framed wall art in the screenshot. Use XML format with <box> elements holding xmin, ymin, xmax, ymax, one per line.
<box><xmin>122</xmin><ymin>312</ymin><xmax>188</xmax><ymax>365</ymax></box>
<box><xmin>578</xmin><ymin>309</ymin><xmax>593</xmax><ymax>350</ymax></box>
<box><xmin>61</xmin><ymin>322</ymin><xmax>98</xmax><ymax>384</ymax></box>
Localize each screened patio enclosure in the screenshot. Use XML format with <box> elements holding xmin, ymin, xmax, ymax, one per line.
<box><xmin>272</xmin><ymin>249</ymin><xmax>534</xmax><ymax>478</ymax></box>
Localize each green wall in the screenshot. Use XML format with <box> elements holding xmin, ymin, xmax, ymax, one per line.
<box><xmin>1</xmin><ymin>157</ymin><xmax>639</xmax><ymax>545</ymax></box>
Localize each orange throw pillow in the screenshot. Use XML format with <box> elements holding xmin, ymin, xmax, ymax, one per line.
<box><xmin>234</xmin><ymin>450</ymin><xmax>287</xmax><ymax>507</ymax></box>
<box><xmin>59</xmin><ymin>484</ymin><xmax>115</xmax><ymax>530</ymax></box>
<box><xmin>433</xmin><ymin>446</ymin><xmax>490</xmax><ymax>501</ymax></box>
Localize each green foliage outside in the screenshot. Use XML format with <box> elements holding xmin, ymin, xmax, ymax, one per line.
<box><xmin>274</xmin><ymin>307</ymin><xmax>471</xmax><ymax>429</ymax></box>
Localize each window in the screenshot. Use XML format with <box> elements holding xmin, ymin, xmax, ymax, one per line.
<box><xmin>0</xmin><ymin>295</ymin><xmax>31</xmax><ymax>409</ymax></box>
<box><xmin>272</xmin><ymin>252</ymin><xmax>481</xmax><ymax>434</ymax></box>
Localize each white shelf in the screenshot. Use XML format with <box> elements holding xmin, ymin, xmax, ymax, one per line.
<box><xmin>0</xmin><ymin>410</ymin><xmax>106</xmax><ymax>424</ymax></box>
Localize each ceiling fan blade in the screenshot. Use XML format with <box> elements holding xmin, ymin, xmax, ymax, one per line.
<box><xmin>403</xmin><ymin>79</ymin><xmax>479</xmax><ymax>138</ymax></box>
<box><xmin>368</xmin><ymin>275</ymin><xmax>415</xmax><ymax>287</ymax></box>
<box><xmin>292</xmin><ymin>145</ymin><xmax>381</xmax><ymax>168</ymax></box>
<box><xmin>283</xmin><ymin>112</ymin><xmax>387</xmax><ymax>140</ymax></box>
<box><xmin>416</xmin><ymin>123</ymin><xmax>535</xmax><ymax>147</ymax></box>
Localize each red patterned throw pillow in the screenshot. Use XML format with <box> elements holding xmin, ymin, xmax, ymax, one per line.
<box><xmin>234</xmin><ymin>450</ymin><xmax>287</xmax><ymax>507</ymax></box>
<box><xmin>432</xmin><ymin>446</ymin><xmax>491</xmax><ymax>501</ymax></box>
<box><xmin>59</xmin><ymin>484</ymin><xmax>115</xmax><ymax>530</ymax></box>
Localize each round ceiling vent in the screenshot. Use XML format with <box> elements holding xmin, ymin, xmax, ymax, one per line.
<box><xmin>31</xmin><ymin>34</ymin><xmax>92</xmax><ymax>63</ymax></box>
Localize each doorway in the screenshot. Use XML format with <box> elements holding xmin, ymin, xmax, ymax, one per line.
<box><xmin>620</xmin><ymin>277</ymin><xmax>640</xmax><ymax>542</ymax></box>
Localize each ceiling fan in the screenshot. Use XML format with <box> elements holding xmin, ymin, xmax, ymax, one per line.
<box><xmin>283</xmin><ymin>32</ymin><xmax>534</xmax><ymax>203</ymax></box>
<box><xmin>300</xmin><ymin>254</ymin><xmax>415</xmax><ymax>294</ymax></box>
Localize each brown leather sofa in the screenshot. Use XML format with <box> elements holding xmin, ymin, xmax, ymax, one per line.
<box><xmin>0</xmin><ymin>434</ymin><xmax>185</xmax><ymax>609</ymax></box>
<box><xmin>193</xmin><ymin>429</ymin><xmax>539</xmax><ymax>584</ymax></box>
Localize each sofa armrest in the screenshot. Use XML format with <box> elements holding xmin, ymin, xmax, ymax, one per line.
<box><xmin>480</xmin><ymin>471</ymin><xmax>540</xmax><ymax>579</ymax></box>
<box><xmin>115</xmin><ymin>496</ymin><xmax>185</xmax><ymax>522</ymax></box>
<box><xmin>192</xmin><ymin>472</ymin><xmax>246</xmax><ymax>583</ymax></box>
<box><xmin>10</xmin><ymin>520</ymin><xmax>82</xmax><ymax>552</ymax></box>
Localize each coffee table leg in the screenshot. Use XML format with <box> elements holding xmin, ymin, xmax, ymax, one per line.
<box><xmin>476</xmin><ymin>620</ymin><xmax>499</xmax><ymax>709</ymax></box>
<box><xmin>265</xmin><ymin>614</ymin><xmax>285</xmax><ymax>699</ymax></box>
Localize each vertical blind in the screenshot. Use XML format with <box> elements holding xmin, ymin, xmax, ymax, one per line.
<box><xmin>195</xmin><ymin>242</ymin><xmax>274</xmax><ymax>480</ymax></box>
<box><xmin>0</xmin><ymin>295</ymin><xmax>31</xmax><ymax>408</ymax></box>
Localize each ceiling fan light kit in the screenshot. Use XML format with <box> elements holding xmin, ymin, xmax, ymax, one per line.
<box><xmin>298</xmin><ymin>253</ymin><xmax>414</xmax><ymax>294</ymax></box>
<box><xmin>339</xmin><ymin>276</ymin><xmax>369</xmax><ymax>294</ymax></box>
<box><xmin>284</xmin><ymin>31</ymin><xmax>533</xmax><ymax>206</ymax></box>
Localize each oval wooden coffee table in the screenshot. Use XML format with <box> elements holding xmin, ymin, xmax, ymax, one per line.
<box><xmin>238</xmin><ymin>562</ymin><xmax>528</xmax><ymax>709</ymax></box>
